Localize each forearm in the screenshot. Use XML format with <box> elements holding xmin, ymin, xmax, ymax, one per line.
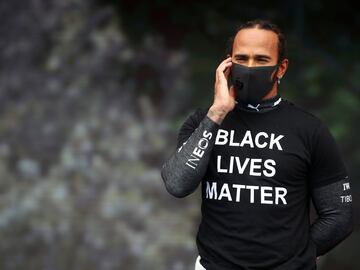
<box><xmin>161</xmin><ymin>115</ymin><xmax>220</xmax><ymax>198</ymax></box>
<box><xmin>310</xmin><ymin>177</ymin><xmax>354</xmax><ymax>257</ymax></box>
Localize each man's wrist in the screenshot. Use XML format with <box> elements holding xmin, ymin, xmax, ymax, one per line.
<box><xmin>207</xmin><ymin>106</ymin><xmax>228</xmax><ymax>125</ymax></box>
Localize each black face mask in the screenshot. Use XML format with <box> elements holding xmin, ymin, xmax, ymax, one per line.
<box><xmin>230</xmin><ymin>62</ymin><xmax>279</xmax><ymax>105</ymax></box>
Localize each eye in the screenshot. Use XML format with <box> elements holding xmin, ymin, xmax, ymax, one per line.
<box><xmin>255</xmin><ymin>56</ymin><xmax>271</xmax><ymax>63</ymax></box>
<box><xmin>235</xmin><ymin>57</ymin><xmax>247</xmax><ymax>63</ymax></box>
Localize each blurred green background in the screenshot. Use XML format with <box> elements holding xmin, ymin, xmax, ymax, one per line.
<box><xmin>0</xmin><ymin>0</ymin><xmax>358</xmax><ymax>269</ymax></box>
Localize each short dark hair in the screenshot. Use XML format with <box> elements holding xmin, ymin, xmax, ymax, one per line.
<box><xmin>226</xmin><ymin>19</ymin><xmax>287</xmax><ymax>64</ymax></box>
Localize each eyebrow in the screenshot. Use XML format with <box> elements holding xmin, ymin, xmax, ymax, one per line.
<box><xmin>234</xmin><ymin>54</ymin><xmax>272</xmax><ymax>60</ymax></box>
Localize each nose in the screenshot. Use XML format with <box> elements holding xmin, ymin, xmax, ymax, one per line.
<box><xmin>247</xmin><ymin>59</ymin><xmax>256</xmax><ymax>67</ymax></box>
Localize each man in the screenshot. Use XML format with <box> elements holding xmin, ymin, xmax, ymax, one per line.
<box><xmin>160</xmin><ymin>19</ymin><xmax>353</xmax><ymax>270</ymax></box>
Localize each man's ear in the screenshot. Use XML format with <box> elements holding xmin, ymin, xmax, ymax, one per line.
<box><xmin>277</xmin><ymin>58</ymin><xmax>289</xmax><ymax>79</ymax></box>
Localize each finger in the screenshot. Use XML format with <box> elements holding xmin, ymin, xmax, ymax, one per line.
<box><xmin>215</xmin><ymin>57</ymin><xmax>232</xmax><ymax>83</ymax></box>
<box><xmin>217</xmin><ymin>62</ymin><xmax>232</xmax><ymax>79</ymax></box>
<box><xmin>221</xmin><ymin>57</ymin><xmax>232</xmax><ymax>68</ymax></box>
<box><xmin>224</xmin><ymin>62</ymin><xmax>232</xmax><ymax>78</ymax></box>
<box><xmin>217</xmin><ymin>57</ymin><xmax>232</xmax><ymax>71</ymax></box>
<box><xmin>229</xmin><ymin>85</ymin><xmax>236</xmax><ymax>99</ymax></box>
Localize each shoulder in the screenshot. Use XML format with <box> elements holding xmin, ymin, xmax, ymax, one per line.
<box><xmin>281</xmin><ymin>99</ymin><xmax>339</xmax><ymax>151</ymax></box>
<box><xmin>176</xmin><ymin>106</ymin><xmax>210</xmax><ymax>148</ymax></box>
<box><xmin>282</xmin><ymin>99</ymin><xmax>324</xmax><ymax>129</ymax></box>
<box><xmin>178</xmin><ymin>106</ymin><xmax>210</xmax><ymax>134</ymax></box>
<box><xmin>184</xmin><ymin>106</ymin><xmax>210</xmax><ymax>125</ymax></box>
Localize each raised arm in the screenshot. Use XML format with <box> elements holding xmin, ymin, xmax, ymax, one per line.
<box><xmin>161</xmin><ymin>109</ymin><xmax>220</xmax><ymax>198</ymax></box>
<box><xmin>161</xmin><ymin>56</ymin><xmax>236</xmax><ymax>198</ymax></box>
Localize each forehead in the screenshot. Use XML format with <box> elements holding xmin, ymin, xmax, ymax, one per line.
<box><xmin>232</xmin><ymin>28</ymin><xmax>278</xmax><ymax>57</ymax></box>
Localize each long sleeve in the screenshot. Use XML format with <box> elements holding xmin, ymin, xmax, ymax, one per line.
<box><xmin>307</xmin><ymin>121</ymin><xmax>354</xmax><ymax>257</ymax></box>
<box><xmin>309</xmin><ymin>176</ymin><xmax>354</xmax><ymax>257</ymax></box>
<box><xmin>160</xmin><ymin>107</ymin><xmax>220</xmax><ymax>198</ymax></box>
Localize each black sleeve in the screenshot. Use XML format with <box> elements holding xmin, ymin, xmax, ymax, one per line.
<box><xmin>308</xmin><ymin>121</ymin><xmax>353</xmax><ymax>256</ymax></box>
<box><xmin>160</xmin><ymin>107</ymin><xmax>220</xmax><ymax>198</ymax></box>
<box><xmin>309</xmin><ymin>176</ymin><xmax>354</xmax><ymax>257</ymax></box>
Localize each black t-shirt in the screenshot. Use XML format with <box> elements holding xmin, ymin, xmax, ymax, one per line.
<box><xmin>177</xmin><ymin>99</ymin><xmax>348</xmax><ymax>270</ymax></box>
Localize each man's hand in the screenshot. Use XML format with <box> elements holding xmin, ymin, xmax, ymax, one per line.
<box><xmin>208</xmin><ymin>56</ymin><xmax>236</xmax><ymax>125</ymax></box>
